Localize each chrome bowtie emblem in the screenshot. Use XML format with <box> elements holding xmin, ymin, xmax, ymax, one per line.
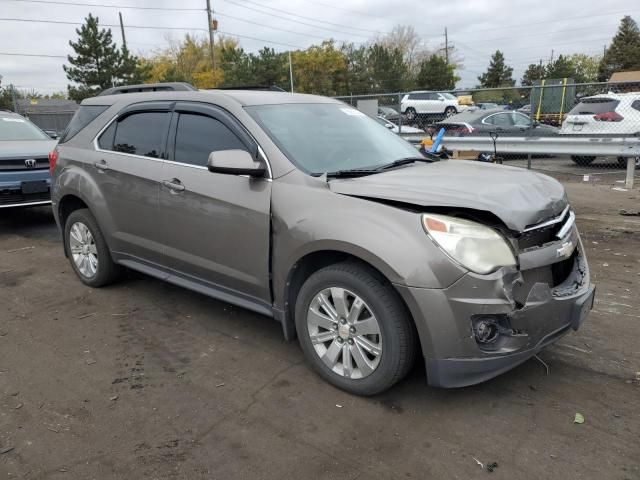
<box><xmin>557</xmin><ymin>240</ymin><xmax>575</xmax><ymax>258</ymax></box>
<box><xmin>24</xmin><ymin>158</ymin><xmax>36</xmax><ymax>168</ymax></box>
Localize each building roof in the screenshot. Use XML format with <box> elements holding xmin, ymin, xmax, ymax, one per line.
<box><xmin>609</xmin><ymin>71</ymin><xmax>640</xmax><ymax>83</ymax></box>
<box><xmin>16</xmin><ymin>98</ymin><xmax>79</xmax><ymax>113</ymax></box>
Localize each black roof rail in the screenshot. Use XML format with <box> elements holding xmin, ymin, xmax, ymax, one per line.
<box><xmin>98</xmin><ymin>82</ymin><xmax>197</xmax><ymax>96</ymax></box>
<box><xmin>213</xmin><ymin>85</ymin><xmax>287</xmax><ymax>92</ymax></box>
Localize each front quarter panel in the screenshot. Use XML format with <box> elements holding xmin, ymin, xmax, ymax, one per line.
<box><xmin>271</xmin><ymin>170</ymin><xmax>467</xmax><ymax>311</ymax></box>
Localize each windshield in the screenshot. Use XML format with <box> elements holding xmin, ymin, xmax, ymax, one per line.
<box><xmin>441</xmin><ymin>93</ymin><xmax>457</xmax><ymax>100</ymax></box>
<box><xmin>0</xmin><ymin>116</ymin><xmax>49</xmax><ymax>141</ymax></box>
<box><xmin>246</xmin><ymin>103</ymin><xmax>420</xmax><ymax>175</ymax></box>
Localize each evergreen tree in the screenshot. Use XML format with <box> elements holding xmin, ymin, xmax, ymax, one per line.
<box><xmin>545</xmin><ymin>55</ymin><xmax>575</xmax><ymax>79</ymax></box>
<box><xmin>598</xmin><ymin>16</ymin><xmax>640</xmax><ymax>81</ymax></box>
<box><xmin>477</xmin><ymin>50</ymin><xmax>515</xmax><ymax>88</ymax></box>
<box><xmin>368</xmin><ymin>44</ymin><xmax>408</xmax><ymax>92</ymax></box>
<box><xmin>521</xmin><ymin>63</ymin><xmax>546</xmax><ymax>86</ymax></box>
<box><xmin>63</xmin><ymin>14</ymin><xmax>141</xmax><ymax>101</ymax></box>
<box><xmin>415</xmin><ymin>54</ymin><xmax>459</xmax><ymax>90</ymax></box>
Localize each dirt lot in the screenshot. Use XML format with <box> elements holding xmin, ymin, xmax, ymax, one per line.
<box><xmin>1</xmin><ymin>177</ymin><xmax>639</xmax><ymax>480</ymax></box>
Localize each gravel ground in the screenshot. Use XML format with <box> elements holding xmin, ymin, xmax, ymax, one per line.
<box><xmin>1</xmin><ymin>178</ymin><xmax>639</xmax><ymax>480</ymax></box>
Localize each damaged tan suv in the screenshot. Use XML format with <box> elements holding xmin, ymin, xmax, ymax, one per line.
<box><xmin>50</xmin><ymin>84</ymin><xmax>595</xmax><ymax>395</ymax></box>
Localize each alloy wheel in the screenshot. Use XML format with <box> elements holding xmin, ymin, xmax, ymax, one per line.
<box><xmin>69</xmin><ymin>221</ymin><xmax>99</xmax><ymax>278</ymax></box>
<box><xmin>306</xmin><ymin>287</ymin><xmax>382</xmax><ymax>379</ymax></box>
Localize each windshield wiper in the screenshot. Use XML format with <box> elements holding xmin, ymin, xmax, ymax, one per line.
<box><xmin>380</xmin><ymin>154</ymin><xmax>440</xmax><ymax>170</ymax></box>
<box><xmin>325</xmin><ymin>168</ymin><xmax>381</xmax><ymax>178</ymax></box>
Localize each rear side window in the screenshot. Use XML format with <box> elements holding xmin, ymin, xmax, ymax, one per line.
<box><xmin>568</xmin><ymin>97</ymin><xmax>620</xmax><ymax>115</ymax></box>
<box><xmin>632</xmin><ymin>100</ymin><xmax>640</xmax><ymax>112</ymax></box>
<box><xmin>173</xmin><ymin>113</ymin><xmax>246</xmax><ymax>167</ymax></box>
<box><xmin>111</xmin><ymin>112</ymin><xmax>170</xmax><ymax>158</ymax></box>
<box><xmin>59</xmin><ymin>105</ymin><xmax>108</xmax><ymax>143</ymax></box>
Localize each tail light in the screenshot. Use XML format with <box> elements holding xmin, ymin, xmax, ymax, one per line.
<box><xmin>48</xmin><ymin>148</ymin><xmax>58</xmax><ymax>174</ymax></box>
<box><xmin>593</xmin><ymin>111</ymin><xmax>623</xmax><ymax>122</ymax></box>
<box><xmin>447</xmin><ymin>126</ymin><xmax>474</xmax><ymax>136</ymax></box>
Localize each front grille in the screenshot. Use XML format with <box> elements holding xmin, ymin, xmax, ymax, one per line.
<box><xmin>0</xmin><ymin>190</ymin><xmax>50</xmax><ymax>205</ymax></box>
<box><xmin>0</xmin><ymin>157</ymin><xmax>49</xmax><ymax>171</ymax></box>
<box><xmin>516</xmin><ymin>206</ymin><xmax>572</xmax><ymax>251</ymax></box>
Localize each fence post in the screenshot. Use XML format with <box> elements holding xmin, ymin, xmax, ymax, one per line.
<box><xmin>626</xmin><ymin>157</ymin><xmax>635</xmax><ymax>190</ymax></box>
<box><xmin>527</xmin><ymin>153</ymin><xmax>532</xmax><ymax>170</ymax></box>
<box><xmin>397</xmin><ymin>93</ymin><xmax>402</xmax><ymax>134</ymax></box>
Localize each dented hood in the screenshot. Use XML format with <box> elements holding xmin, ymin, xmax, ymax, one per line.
<box><xmin>328</xmin><ymin>160</ymin><xmax>567</xmax><ymax>232</ymax></box>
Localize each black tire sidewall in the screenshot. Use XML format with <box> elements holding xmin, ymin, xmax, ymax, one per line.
<box><xmin>64</xmin><ymin>209</ymin><xmax>115</xmax><ymax>287</ymax></box>
<box><xmin>295</xmin><ymin>264</ymin><xmax>412</xmax><ymax>396</ymax></box>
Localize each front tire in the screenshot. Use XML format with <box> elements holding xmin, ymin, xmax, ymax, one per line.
<box><xmin>295</xmin><ymin>261</ymin><xmax>417</xmax><ymax>396</ymax></box>
<box><xmin>571</xmin><ymin>155</ymin><xmax>596</xmax><ymax>166</ymax></box>
<box><xmin>444</xmin><ymin>106</ymin><xmax>457</xmax><ymax>117</ymax></box>
<box><xmin>64</xmin><ymin>208</ymin><xmax>121</xmax><ymax>287</ymax></box>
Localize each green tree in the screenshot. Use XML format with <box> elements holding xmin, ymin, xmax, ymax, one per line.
<box><xmin>415</xmin><ymin>55</ymin><xmax>459</xmax><ymax>90</ymax></box>
<box><xmin>368</xmin><ymin>44</ymin><xmax>408</xmax><ymax>92</ymax></box>
<box><xmin>598</xmin><ymin>15</ymin><xmax>640</xmax><ymax>81</ymax></box>
<box><xmin>478</xmin><ymin>50</ymin><xmax>515</xmax><ymax>88</ymax></box>
<box><xmin>63</xmin><ymin>14</ymin><xmax>142</xmax><ymax>101</ymax></box>
<box><xmin>341</xmin><ymin>43</ymin><xmax>372</xmax><ymax>95</ymax></box>
<box><xmin>521</xmin><ymin>63</ymin><xmax>546</xmax><ymax>86</ymax></box>
<box><xmin>249</xmin><ymin>47</ymin><xmax>288</xmax><ymax>88</ymax></box>
<box><xmin>291</xmin><ymin>41</ymin><xmax>347</xmax><ymax>95</ymax></box>
<box><xmin>567</xmin><ymin>53</ymin><xmax>600</xmax><ymax>83</ymax></box>
<box><xmin>545</xmin><ymin>54</ymin><xmax>575</xmax><ymax>79</ymax></box>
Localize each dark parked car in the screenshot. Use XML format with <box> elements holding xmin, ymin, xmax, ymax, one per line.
<box><xmin>434</xmin><ymin>109</ymin><xmax>558</xmax><ymax>136</ymax></box>
<box><xmin>0</xmin><ymin>111</ymin><xmax>57</xmax><ymax>208</ymax></box>
<box><xmin>377</xmin><ymin>106</ymin><xmax>400</xmax><ymax>123</ymax></box>
<box><xmin>50</xmin><ymin>86</ymin><xmax>594</xmax><ymax>395</ymax></box>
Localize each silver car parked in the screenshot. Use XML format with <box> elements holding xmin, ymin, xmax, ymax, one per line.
<box><xmin>51</xmin><ymin>85</ymin><xmax>595</xmax><ymax>395</ymax></box>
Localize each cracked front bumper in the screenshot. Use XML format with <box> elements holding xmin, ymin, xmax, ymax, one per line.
<box><xmin>396</xmin><ymin>229</ymin><xmax>594</xmax><ymax>388</ymax></box>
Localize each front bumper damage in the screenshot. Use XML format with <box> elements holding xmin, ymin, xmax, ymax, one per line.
<box><xmin>396</xmin><ymin>224</ymin><xmax>595</xmax><ymax>388</ymax></box>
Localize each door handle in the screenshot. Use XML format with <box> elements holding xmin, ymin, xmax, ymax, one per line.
<box><xmin>94</xmin><ymin>160</ymin><xmax>109</xmax><ymax>171</ymax></box>
<box><xmin>161</xmin><ymin>179</ymin><xmax>185</xmax><ymax>193</ymax></box>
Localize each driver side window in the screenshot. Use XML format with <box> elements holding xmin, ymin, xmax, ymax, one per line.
<box><xmin>173</xmin><ymin>113</ymin><xmax>247</xmax><ymax>167</ymax></box>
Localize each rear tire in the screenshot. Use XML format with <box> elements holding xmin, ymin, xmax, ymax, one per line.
<box><xmin>295</xmin><ymin>261</ymin><xmax>417</xmax><ymax>396</ymax></box>
<box><xmin>444</xmin><ymin>106</ymin><xmax>457</xmax><ymax>117</ymax></box>
<box><xmin>571</xmin><ymin>155</ymin><xmax>596</xmax><ymax>166</ymax></box>
<box><xmin>64</xmin><ymin>208</ymin><xmax>121</xmax><ymax>287</ymax></box>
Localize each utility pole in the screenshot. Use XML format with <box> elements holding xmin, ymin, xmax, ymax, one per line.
<box><xmin>539</xmin><ymin>59</ymin><xmax>543</xmax><ymax>80</ymax></box>
<box><xmin>10</xmin><ymin>84</ymin><xmax>18</xmax><ymax>113</ymax></box>
<box><xmin>206</xmin><ymin>0</ymin><xmax>216</xmax><ymax>76</ymax></box>
<box><xmin>118</xmin><ymin>12</ymin><xmax>127</xmax><ymax>50</ymax></box>
<box><xmin>288</xmin><ymin>51</ymin><xmax>294</xmax><ymax>93</ymax></box>
<box><xmin>444</xmin><ymin>27</ymin><xmax>449</xmax><ymax>65</ymax></box>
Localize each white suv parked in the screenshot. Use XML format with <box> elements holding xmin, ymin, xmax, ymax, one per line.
<box><xmin>560</xmin><ymin>92</ymin><xmax>640</xmax><ymax>135</ymax></box>
<box><xmin>401</xmin><ymin>91</ymin><xmax>459</xmax><ymax>121</ymax></box>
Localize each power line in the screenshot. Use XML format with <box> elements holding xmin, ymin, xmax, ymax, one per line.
<box><xmin>7</xmin><ymin>0</ymin><xmax>205</xmax><ymax>11</ymax></box>
<box><xmin>0</xmin><ymin>17</ymin><xmax>208</xmax><ymax>31</ymax></box>
<box><xmin>223</xmin><ymin>0</ymin><xmax>372</xmax><ymax>38</ymax></box>
<box><xmin>230</xmin><ymin>0</ymin><xmax>382</xmax><ymax>34</ymax></box>
<box><xmin>0</xmin><ymin>52</ymin><xmax>67</xmax><ymax>58</ymax></box>
<box><xmin>0</xmin><ymin>17</ymin><xmax>305</xmax><ymax>48</ymax></box>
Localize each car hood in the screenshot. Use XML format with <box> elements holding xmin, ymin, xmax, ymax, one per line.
<box><xmin>0</xmin><ymin>140</ymin><xmax>57</xmax><ymax>160</ymax></box>
<box><xmin>328</xmin><ymin>160</ymin><xmax>567</xmax><ymax>232</ymax></box>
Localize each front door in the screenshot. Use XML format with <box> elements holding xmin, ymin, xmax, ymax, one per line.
<box><xmin>159</xmin><ymin>103</ymin><xmax>272</xmax><ymax>305</ymax></box>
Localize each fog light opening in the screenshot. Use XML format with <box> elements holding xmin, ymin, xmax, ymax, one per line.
<box><xmin>473</xmin><ymin>318</ymin><xmax>500</xmax><ymax>344</ymax></box>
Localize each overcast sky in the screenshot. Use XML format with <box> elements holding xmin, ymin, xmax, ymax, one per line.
<box><xmin>0</xmin><ymin>0</ymin><xmax>636</xmax><ymax>95</ymax></box>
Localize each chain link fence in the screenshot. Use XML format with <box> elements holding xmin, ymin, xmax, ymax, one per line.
<box><xmin>335</xmin><ymin>80</ymin><xmax>640</xmax><ymax>187</ymax></box>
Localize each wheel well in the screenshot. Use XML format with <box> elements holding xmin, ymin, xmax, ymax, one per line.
<box><xmin>283</xmin><ymin>251</ymin><xmax>419</xmax><ymax>352</ymax></box>
<box><xmin>59</xmin><ymin>195</ymin><xmax>88</xmax><ymax>227</ymax></box>
<box><xmin>58</xmin><ymin>195</ymin><xmax>88</xmax><ymax>256</ymax></box>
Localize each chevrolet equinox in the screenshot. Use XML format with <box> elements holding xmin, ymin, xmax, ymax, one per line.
<box><xmin>50</xmin><ymin>86</ymin><xmax>595</xmax><ymax>395</ymax></box>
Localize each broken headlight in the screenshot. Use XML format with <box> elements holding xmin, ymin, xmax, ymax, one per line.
<box><xmin>422</xmin><ymin>214</ymin><xmax>516</xmax><ymax>274</ymax></box>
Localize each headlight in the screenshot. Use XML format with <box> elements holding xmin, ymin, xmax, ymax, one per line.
<box><xmin>422</xmin><ymin>214</ymin><xmax>516</xmax><ymax>274</ymax></box>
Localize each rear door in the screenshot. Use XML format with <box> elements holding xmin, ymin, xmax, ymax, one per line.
<box><xmin>159</xmin><ymin>102</ymin><xmax>272</xmax><ymax>305</ymax></box>
<box><xmin>93</xmin><ymin>103</ymin><xmax>171</xmax><ymax>266</ymax></box>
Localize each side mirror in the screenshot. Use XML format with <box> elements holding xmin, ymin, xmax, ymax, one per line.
<box><xmin>207</xmin><ymin>149</ymin><xmax>266</xmax><ymax>177</ymax></box>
